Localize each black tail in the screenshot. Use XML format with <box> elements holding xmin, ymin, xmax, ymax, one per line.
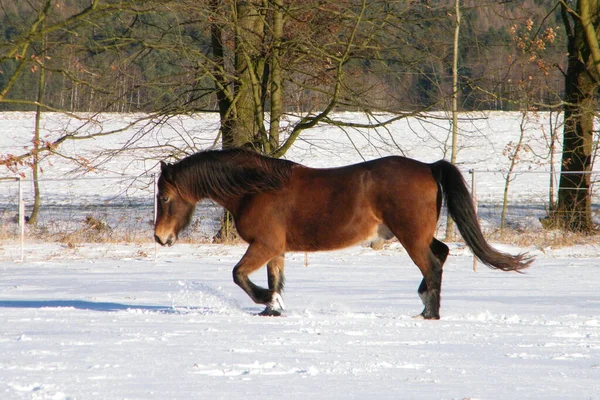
<box><xmin>430</xmin><ymin>160</ymin><xmax>532</xmax><ymax>272</ymax></box>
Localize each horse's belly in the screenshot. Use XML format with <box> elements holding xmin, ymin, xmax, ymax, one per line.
<box><xmin>285</xmin><ymin>218</ymin><xmax>388</xmax><ymax>252</ymax></box>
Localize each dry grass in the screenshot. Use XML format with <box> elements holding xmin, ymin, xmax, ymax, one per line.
<box><xmin>484</xmin><ymin>226</ymin><xmax>600</xmax><ymax>249</ymax></box>
<box><xmin>1</xmin><ymin>214</ymin><xmax>598</xmax><ymax>250</ymax></box>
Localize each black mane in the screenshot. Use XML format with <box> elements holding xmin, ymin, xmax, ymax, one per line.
<box><xmin>167</xmin><ymin>148</ymin><xmax>296</xmax><ymax>200</ymax></box>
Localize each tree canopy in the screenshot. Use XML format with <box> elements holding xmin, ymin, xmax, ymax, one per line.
<box><xmin>0</xmin><ymin>0</ymin><xmax>566</xmax><ymax>116</ymax></box>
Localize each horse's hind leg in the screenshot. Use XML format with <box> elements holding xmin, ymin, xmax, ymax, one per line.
<box><xmin>396</xmin><ymin>232</ymin><xmax>448</xmax><ymax>320</ymax></box>
<box><xmin>431</xmin><ymin>238</ymin><xmax>450</xmax><ymax>265</ymax></box>
<box><xmin>417</xmin><ymin>239</ymin><xmax>449</xmax><ymax>302</ymax></box>
<box><xmin>416</xmin><ymin>239</ymin><xmax>449</xmax><ymax>319</ymax></box>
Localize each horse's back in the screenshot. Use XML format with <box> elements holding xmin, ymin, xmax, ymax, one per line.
<box><xmin>280</xmin><ymin>156</ymin><xmax>439</xmax><ymax>251</ymax></box>
<box><xmin>295</xmin><ymin>155</ymin><xmax>433</xmax><ymax>182</ymax></box>
<box><xmin>298</xmin><ymin>156</ymin><xmax>437</xmax><ymax>200</ymax></box>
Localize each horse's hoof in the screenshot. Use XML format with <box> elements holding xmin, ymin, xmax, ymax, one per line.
<box><xmin>258</xmin><ymin>293</ymin><xmax>285</xmax><ymax>317</ymax></box>
<box><xmin>270</xmin><ymin>293</ymin><xmax>286</xmax><ymax>311</ymax></box>
<box><xmin>412</xmin><ymin>312</ymin><xmax>440</xmax><ymax>320</ymax></box>
<box><xmin>258</xmin><ymin>308</ymin><xmax>282</xmax><ymax>317</ymax></box>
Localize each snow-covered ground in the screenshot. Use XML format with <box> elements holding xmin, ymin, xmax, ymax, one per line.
<box><xmin>1</xmin><ymin>242</ymin><xmax>599</xmax><ymax>400</ymax></box>
<box><xmin>1</xmin><ymin>111</ymin><xmax>599</xmax><ymax>399</ymax></box>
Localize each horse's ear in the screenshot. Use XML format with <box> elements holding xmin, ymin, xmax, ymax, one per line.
<box><xmin>160</xmin><ymin>161</ymin><xmax>173</xmax><ymax>180</ymax></box>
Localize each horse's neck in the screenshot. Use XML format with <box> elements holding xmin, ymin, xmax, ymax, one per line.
<box><xmin>207</xmin><ymin>192</ymin><xmax>244</xmax><ymax>218</ymax></box>
<box><xmin>191</xmin><ymin>165</ymin><xmax>245</xmax><ymax>215</ymax></box>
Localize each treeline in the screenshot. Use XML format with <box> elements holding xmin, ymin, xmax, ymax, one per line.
<box><xmin>0</xmin><ymin>0</ymin><xmax>565</xmax><ymax>114</ymax></box>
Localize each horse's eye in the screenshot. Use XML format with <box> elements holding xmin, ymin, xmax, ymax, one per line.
<box><xmin>161</xmin><ymin>196</ymin><xmax>169</xmax><ymax>203</ymax></box>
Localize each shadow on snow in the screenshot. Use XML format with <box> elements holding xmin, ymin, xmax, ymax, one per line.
<box><xmin>0</xmin><ymin>299</ymin><xmax>249</xmax><ymax>316</ymax></box>
<box><xmin>0</xmin><ymin>299</ymin><xmax>176</xmax><ymax>313</ymax></box>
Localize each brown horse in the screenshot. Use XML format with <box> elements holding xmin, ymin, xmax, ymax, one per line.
<box><xmin>154</xmin><ymin>148</ymin><xmax>531</xmax><ymax>319</ymax></box>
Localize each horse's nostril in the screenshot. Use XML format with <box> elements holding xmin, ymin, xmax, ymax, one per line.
<box><xmin>154</xmin><ymin>234</ymin><xmax>164</xmax><ymax>246</ymax></box>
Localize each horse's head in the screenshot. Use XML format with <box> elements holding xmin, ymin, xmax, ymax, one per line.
<box><xmin>154</xmin><ymin>161</ymin><xmax>196</xmax><ymax>246</ymax></box>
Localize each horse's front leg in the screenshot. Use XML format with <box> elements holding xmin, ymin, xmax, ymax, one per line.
<box><xmin>232</xmin><ymin>244</ymin><xmax>285</xmax><ymax>316</ymax></box>
<box><xmin>263</xmin><ymin>254</ymin><xmax>286</xmax><ymax>316</ymax></box>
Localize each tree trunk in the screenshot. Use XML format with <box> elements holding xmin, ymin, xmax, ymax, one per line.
<box><xmin>267</xmin><ymin>0</ymin><xmax>284</xmax><ymax>153</ymax></box>
<box><xmin>230</xmin><ymin>0</ymin><xmax>265</xmax><ymax>150</ymax></box>
<box><xmin>446</xmin><ymin>0</ymin><xmax>460</xmax><ymax>241</ymax></box>
<box><xmin>556</xmin><ymin>1</ymin><xmax>595</xmax><ymax>232</ymax></box>
<box><xmin>213</xmin><ymin>1</ymin><xmax>269</xmax><ymax>240</ymax></box>
<box><xmin>28</xmin><ymin>6</ymin><xmax>49</xmax><ymax>226</ymax></box>
<box><xmin>210</xmin><ymin>0</ymin><xmax>235</xmax><ymax>148</ymax></box>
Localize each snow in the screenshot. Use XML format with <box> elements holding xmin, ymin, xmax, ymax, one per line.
<box><xmin>1</xmin><ymin>111</ymin><xmax>600</xmax><ymax>399</ymax></box>
<box><xmin>1</xmin><ymin>243</ymin><xmax>599</xmax><ymax>399</ymax></box>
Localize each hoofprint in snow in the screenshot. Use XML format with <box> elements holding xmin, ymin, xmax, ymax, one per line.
<box><xmin>1</xmin><ymin>241</ymin><xmax>599</xmax><ymax>400</ymax></box>
<box><xmin>0</xmin><ymin>111</ymin><xmax>599</xmax><ymax>399</ymax></box>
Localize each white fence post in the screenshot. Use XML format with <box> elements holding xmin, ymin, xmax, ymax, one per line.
<box><xmin>18</xmin><ymin>177</ymin><xmax>25</xmax><ymax>262</ymax></box>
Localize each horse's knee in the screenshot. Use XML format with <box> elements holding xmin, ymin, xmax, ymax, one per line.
<box><xmin>232</xmin><ymin>266</ymin><xmax>245</xmax><ymax>287</ymax></box>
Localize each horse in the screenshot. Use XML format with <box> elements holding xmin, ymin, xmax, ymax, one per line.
<box><xmin>154</xmin><ymin>148</ymin><xmax>532</xmax><ymax>319</ymax></box>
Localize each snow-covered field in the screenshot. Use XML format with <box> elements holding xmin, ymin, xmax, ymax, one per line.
<box><xmin>1</xmin><ymin>111</ymin><xmax>599</xmax><ymax>399</ymax></box>
<box><xmin>1</xmin><ymin>242</ymin><xmax>599</xmax><ymax>400</ymax></box>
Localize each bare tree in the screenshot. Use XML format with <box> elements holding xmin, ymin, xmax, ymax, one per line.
<box><xmin>553</xmin><ymin>0</ymin><xmax>598</xmax><ymax>232</ymax></box>
<box><xmin>446</xmin><ymin>0</ymin><xmax>461</xmax><ymax>240</ymax></box>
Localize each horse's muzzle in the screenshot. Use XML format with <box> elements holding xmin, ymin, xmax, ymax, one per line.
<box><xmin>154</xmin><ymin>234</ymin><xmax>175</xmax><ymax>247</ymax></box>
